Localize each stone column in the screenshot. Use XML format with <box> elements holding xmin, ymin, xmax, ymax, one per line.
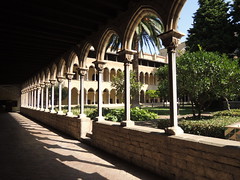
<box><xmin>57</xmin><ymin>76</ymin><xmax>65</xmax><ymax>115</ymax></box>
<box><xmin>50</xmin><ymin>79</ymin><xmax>56</xmax><ymax>113</ymax></box>
<box><xmin>118</xmin><ymin>49</ymin><xmax>136</xmax><ymax>127</ymax></box>
<box><xmin>31</xmin><ymin>87</ymin><xmax>34</xmax><ymax>108</ymax></box>
<box><xmin>159</xmin><ymin>29</ymin><xmax>184</xmax><ymax>135</ymax></box>
<box><xmin>66</xmin><ymin>72</ymin><xmax>75</xmax><ymax>117</ymax></box>
<box><xmin>36</xmin><ymin>85</ymin><xmax>41</xmax><ymax>110</ymax></box>
<box><xmin>93</xmin><ymin>60</ymin><xmax>106</xmax><ymax>121</ymax></box>
<box><xmin>44</xmin><ymin>81</ymin><xmax>50</xmax><ymax>112</ymax></box>
<box><xmin>40</xmin><ymin>83</ymin><xmax>45</xmax><ymax>111</ymax></box>
<box><xmin>33</xmin><ymin>86</ymin><xmax>37</xmax><ymax>109</ymax></box>
<box><xmin>78</xmin><ymin>67</ymin><xmax>88</xmax><ymax>118</ymax></box>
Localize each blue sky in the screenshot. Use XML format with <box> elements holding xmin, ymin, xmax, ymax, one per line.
<box><xmin>178</xmin><ymin>0</ymin><xmax>199</xmax><ymax>42</ymax></box>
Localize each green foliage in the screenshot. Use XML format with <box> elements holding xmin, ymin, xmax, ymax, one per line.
<box><xmin>111</xmin><ymin>71</ymin><xmax>143</xmax><ymax>101</ymax></box>
<box><xmin>106</xmin><ymin>15</ymin><xmax>164</xmax><ymax>54</ymax></box>
<box><xmin>157</xmin><ymin>51</ymin><xmax>240</xmax><ymax>117</ymax></box>
<box><xmin>158</xmin><ymin>111</ymin><xmax>240</xmax><ymax>138</ymax></box>
<box><xmin>88</xmin><ymin>107</ymin><xmax>158</xmax><ymax>122</ymax></box>
<box><xmin>230</xmin><ymin>0</ymin><xmax>240</xmax><ymax>57</ymax></box>
<box><xmin>213</xmin><ymin>109</ymin><xmax>240</xmax><ymax>116</ymax></box>
<box><xmin>186</xmin><ymin>0</ymin><xmax>235</xmax><ymax>54</ymax></box>
<box><xmin>130</xmin><ymin>107</ymin><xmax>158</xmax><ymax>121</ymax></box>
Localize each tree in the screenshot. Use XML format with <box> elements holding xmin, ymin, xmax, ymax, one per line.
<box><xmin>146</xmin><ymin>90</ymin><xmax>159</xmax><ymax>107</ymax></box>
<box><xmin>107</xmin><ymin>15</ymin><xmax>164</xmax><ymax>106</ymax></box>
<box><xmin>186</xmin><ymin>0</ymin><xmax>235</xmax><ymax>54</ymax></box>
<box><xmin>157</xmin><ymin>50</ymin><xmax>240</xmax><ymax>117</ymax></box>
<box><xmin>111</xmin><ymin>71</ymin><xmax>143</xmax><ymax>104</ymax></box>
<box><xmin>230</xmin><ymin>0</ymin><xmax>240</xmax><ymax>58</ymax></box>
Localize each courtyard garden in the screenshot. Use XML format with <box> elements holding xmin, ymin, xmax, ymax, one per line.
<box><xmin>56</xmin><ymin>105</ymin><xmax>240</xmax><ymax>139</ymax></box>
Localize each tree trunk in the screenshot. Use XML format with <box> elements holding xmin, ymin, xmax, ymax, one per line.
<box><xmin>224</xmin><ymin>97</ymin><xmax>231</xmax><ymax>111</ymax></box>
<box><xmin>191</xmin><ymin>100</ymin><xmax>196</xmax><ymax>117</ymax></box>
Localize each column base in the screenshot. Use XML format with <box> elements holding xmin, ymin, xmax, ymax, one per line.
<box><xmin>57</xmin><ymin>111</ymin><xmax>64</xmax><ymax>115</ymax></box>
<box><xmin>36</xmin><ymin>108</ymin><xmax>40</xmax><ymax>111</ymax></box>
<box><xmin>78</xmin><ymin>113</ymin><xmax>86</xmax><ymax>119</ymax></box>
<box><xmin>94</xmin><ymin>116</ymin><xmax>105</xmax><ymax>121</ymax></box>
<box><xmin>165</xmin><ymin>126</ymin><xmax>184</xmax><ymax>135</ymax></box>
<box><xmin>66</xmin><ymin>112</ymin><xmax>74</xmax><ymax>117</ymax></box>
<box><xmin>44</xmin><ymin>109</ymin><xmax>50</xmax><ymax>112</ymax></box>
<box><xmin>40</xmin><ymin>108</ymin><xmax>45</xmax><ymax>111</ymax></box>
<box><xmin>121</xmin><ymin>120</ymin><xmax>135</xmax><ymax>127</ymax></box>
<box><xmin>50</xmin><ymin>110</ymin><xmax>56</xmax><ymax>114</ymax></box>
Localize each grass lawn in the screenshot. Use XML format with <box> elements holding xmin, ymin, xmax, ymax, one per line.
<box><xmin>143</xmin><ymin>106</ymin><xmax>193</xmax><ymax>116</ymax></box>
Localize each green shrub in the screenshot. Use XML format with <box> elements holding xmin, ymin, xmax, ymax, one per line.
<box><xmin>88</xmin><ymin>107</ymin><xmax>158</xmax><ymax>122</ymax></box>
<box><xmin>130</xmin><ymin>107</ymin><xmax>158</xmax><ymax>121</ymax></box>
<box><xmin>158</xmin><ymin>115</ymin><xmax>240</xmax><ymax>138</ymax></box>
<box><xmin>213</xmin><ymin>109</ymin><xmax>240</xmax><ymax>116</ymax></box>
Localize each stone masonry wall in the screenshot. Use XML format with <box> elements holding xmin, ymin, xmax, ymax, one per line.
<box><xmin>20</xmin><ymin>107</ymin><xmax>92</xmax><ymax>140</ymax></box>
<box><xmin>92</xmin><ymin>121</ymin><xmax>240</xmax><ymax>180</ymax></box>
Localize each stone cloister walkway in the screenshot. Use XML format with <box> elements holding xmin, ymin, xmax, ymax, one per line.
<box><xmin>0</xmin><ymin>112</ymin><xmax>164</xmax><ymax>180</ymax></box>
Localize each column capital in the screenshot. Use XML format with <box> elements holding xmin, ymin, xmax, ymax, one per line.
<box><xmin>44</xmin><ymin>81</ymin><xmax>51</xmax><ymax>86</ymax></box>
<box><xmin>93</xmin><ymin>60</ymin><xmax>106</xmax><ymax>72</ymax></box>
<box><xmin>37</xmin><ymin>85</ymin><xmax>41</xmax><ymax>90</ymax></box>
<box><xmin>57</xmin><ymin>76</ymin><xmax>65</xmax><ymax>83</ymax></box>
<box><xmin>118</xmin><ymin>49</ymin><xmax>137</xmax><ymax>64</ymax></box>
<box><xmin>40</xmin><ymin>83</ymin><xmax>45</xmax><ymax>88</ymax></box>
<box><xmin>66</xmin><ymin>72</ymin><xmax>75</xmax><ymax>80</ymax></box>
<box><xmin>49</xmin><ymin>79</ymin><xmax>56</xmax><ymax>85</ymax></box>
<box><xmin>78</xmin><ymin>67</ymin><xmax>88</xmax><ymax>76</ymax></box>
<box><xmin>158</xmin><ymin>29</ymin><xmax>185</xmax><ymax>50</ymax></box>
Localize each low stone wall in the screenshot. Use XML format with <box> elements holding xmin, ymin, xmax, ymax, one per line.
<box><xmin>92</xmin><ymin>121</ymin><xmax>240</xmax><ymax>180</ymax></box>
<box><xmin>20</xmin><ymin>107</ymin><xmax>92</xmax><ymax>140</ymax></box>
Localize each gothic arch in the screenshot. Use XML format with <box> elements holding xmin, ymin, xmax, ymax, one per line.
<box><xmin>96</xmin><ymin>29</ymin><xmax>121</xmax><ymax>61</ymax></box>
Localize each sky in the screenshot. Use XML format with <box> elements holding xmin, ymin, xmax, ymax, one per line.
<box><xmin>178</xmin><ymin>0</ymin><xmax>199</xmax><ymax>42</ymax></box>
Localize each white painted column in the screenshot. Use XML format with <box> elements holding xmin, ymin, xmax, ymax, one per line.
<box><xmin>93</xmin><ymin>60</ymin><xmax>106</xmax><ymax>121</ymax></box>
<box><xmin>57</xmin><ymin>76</ymin><xmax>65</xmax><ymax>115</ymax></box>
<box><xmin>119</xmin><ymin>49</ymin><xmax>136</xmax><ymax>127</ymax></box>
<box><xmin>159</xmin><ymin>29</ymin><xmax>184</xmax><ymax>135</ymax></box>
<box><xmin>40</xmin><ymin>83</ymin><xmax>45</xmax><ymax>111</ymax></box>
<box><xmin>33</xmin><ymin>86</ymin><xmax>37</xmax><ymax>109</ymax></box>
<box><xmin>31</xmin><ymin>88</ymin><xmax>34</xmax><ymax>108</ymax></box>
<box><xmin>44</xmin><ymin>82</ymin><xmax>50</xmax><ymax>112</ymax></box>
<box><xmin>50</xmin><ymin>80</ymin><xmax>56</xmax><ymax>113</ymax></box>
<box><xmin>78</xmin><ymin>67</ymin><xmax>88</xmax><ymax>118</ymax></box>
<box><xmin>36</xmin><ymin>85</ymin><xmax>41</xmax><ymax>110</ymax></box>
<box><xmin>66</xmin><ymin>72</ymin><xmax>75</xmax><ymax>117</ymax></box>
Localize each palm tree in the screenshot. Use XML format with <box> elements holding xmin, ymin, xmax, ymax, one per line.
<box><xmin>107</xmin><ymin>15</ymin><xmax>164</xmax><ymax>106</ymax></box>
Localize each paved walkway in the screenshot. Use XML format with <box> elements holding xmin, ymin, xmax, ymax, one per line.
<box><xmin>0</xmin><ymin>112</ymin><xmax>164</xmax><ymax>180</ymax></box>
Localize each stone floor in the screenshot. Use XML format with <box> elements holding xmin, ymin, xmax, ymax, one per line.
<box><xmin>0</xmin><ymin>112</ymin><xmax>165</xmax><ymax>180</ymax></box>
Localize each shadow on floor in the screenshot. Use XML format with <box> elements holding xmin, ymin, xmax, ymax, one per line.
<box><xmin>0</xmin><ymin>112</ymin><xmax>166</xmax><ymax>180</ymax></box>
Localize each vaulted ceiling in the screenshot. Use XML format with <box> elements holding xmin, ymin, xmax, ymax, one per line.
<box><xmin>0</xmin><ymin>0</ymin><xmax>185</xmax><ymax>85</ymax></box>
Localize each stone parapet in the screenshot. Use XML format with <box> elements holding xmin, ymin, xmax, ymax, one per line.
<box><xmin>20</xmin><ymin>107</ymin><xmax>92</xmax><ymax>140</ymax></box>
<box><xmin>91</xmin><ymin>121</ymin><xmax>240</xmax><ymax>180</ymax></box>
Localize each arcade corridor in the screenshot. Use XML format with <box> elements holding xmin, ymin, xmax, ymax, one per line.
<box><xmin>0</xmin><ymin>112</ymin><xmax>164</xmax><ymax>180</ymax></box>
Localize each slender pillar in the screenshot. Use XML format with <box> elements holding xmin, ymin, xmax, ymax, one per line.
<box><xmin>40</xmin><ymin>83</ymin><xmax>45</xmax><ymax>111</ymax></box>
<box><xmin>36</xmin><ymin>85</ymin><xmax>41</xmax><ymax>110</ymax></box>
<box><xmin>44</xmin><ymin>81</ymin><xmax>50</xmax><ymax>112</ymax></box>
<box><xmin>33</xmin><ymin>86</ymin><xmax>37</xmax><ymax>109</ymax></box>
<box><xmin>50</xmin><ymin>79</ymin><xmax>56</xmax><ymax>113</ymax></box>
<box><xmin>57</xmin><ymin>76</ymin><xmax>65</xmax><ymax>115</ymax></box>
<box><xmin>93</xmin><ymin>60</ymin><xmax>106</xmax><ymax>121</ymax></box>
<box><xmin>78</xmin><ymin>67</ymin><xmax>88</xmax><ymax>118</ymax></box>
<box><xmin>159</xmin><ymin>29</ymin><xmax>184</xmax><ymax>135</ymax></box>
<box><xmin>31</xmin><ymin>87</ymin><xmax>34</xmax><ymax>108</ymax></box>
<box><xmin>66</xmin><ymin>72</ymin><xmax>75</xmax><ymax>117</ymax></box>
<box><xmin>118</xmin><ymin>49</ymin><xmax>136</xmax><ymax>127</ymax></box>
